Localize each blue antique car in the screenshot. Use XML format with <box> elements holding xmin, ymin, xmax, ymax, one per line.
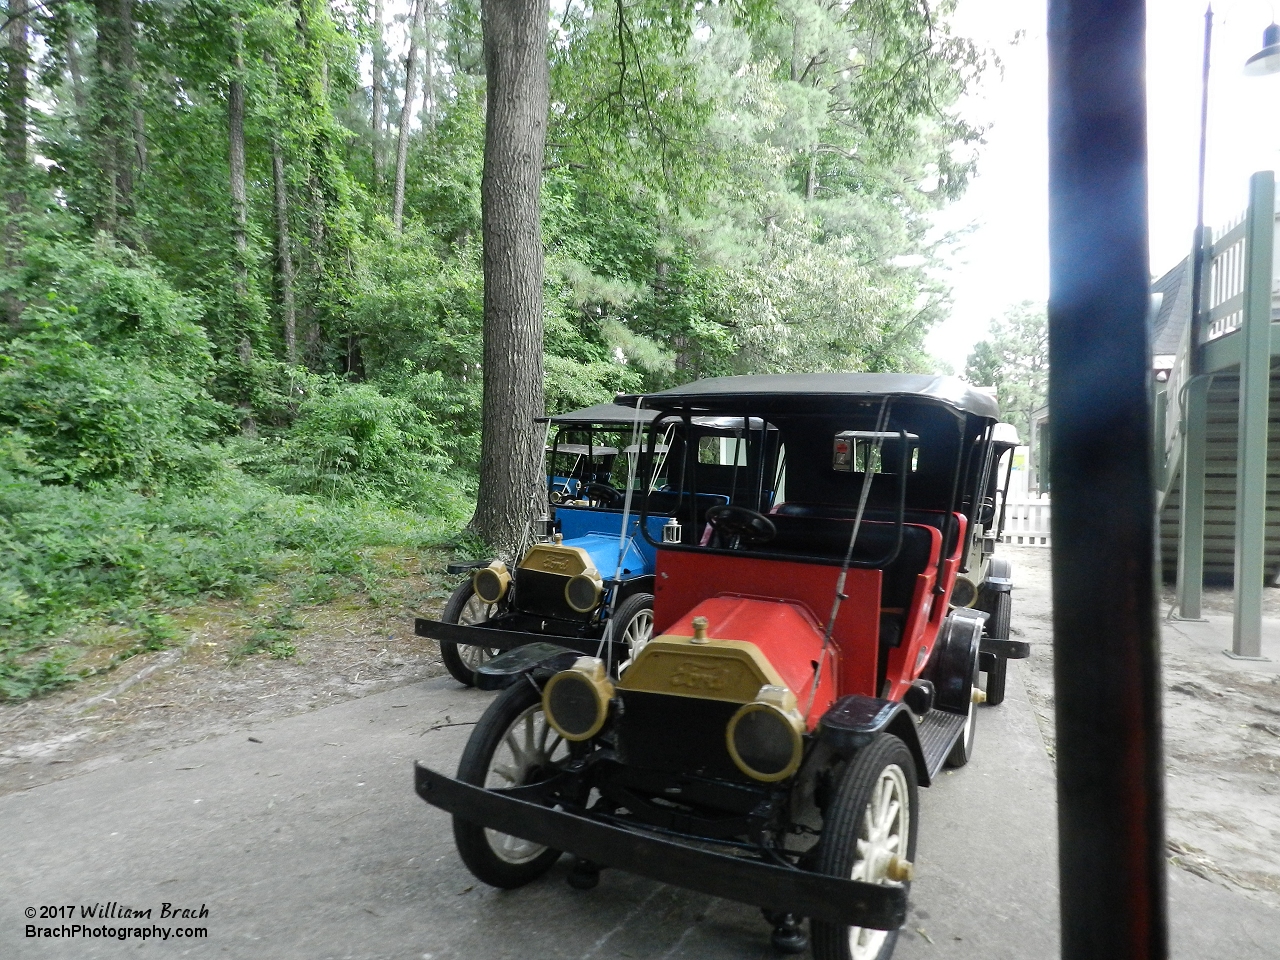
<box><xmin>418</xmin><ymin>403</ymin><xmax>738</xmax><ymax>685</ymax></box>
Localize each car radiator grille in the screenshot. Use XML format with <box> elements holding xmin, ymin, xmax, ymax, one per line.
<box><xmin>515</xmin><ymin>569</ymin><xmax>590</xmax><ymax>621</ymax></box>
<box><xmin>617</xmin><ymin>691</ymin><xmax>749</xmax><ymax>783</ymax></box>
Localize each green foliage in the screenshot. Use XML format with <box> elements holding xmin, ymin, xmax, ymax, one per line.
<box><xmin>0</xmin><ymin>467</ymin><xmax>455</xmax><ymax>698</ymax></box>
<box><xmin>0</xmin><ymin>0</ymin><xmax>991</xmax><ymax>697</ymax></box>
<box><xmin>964</xmin><ymin>301</ymin><xmax>1049</xmax><ymax>436</ymax></box>
<box><xmin>233</xmin><ymin>609</ymin><xmax>301</xmax><ymax>662</ymax></box>
<box><xmin>248</xmin><ymin>380</ymin><xmax>469</xmax><ymax>511</ymax></box>
<box><xmin>0</xmin><ymin>239</ymin><xmax>231</xmax><ymax>488</ymax></box>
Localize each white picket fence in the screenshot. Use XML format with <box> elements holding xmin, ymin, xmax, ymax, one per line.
<box><xmin>1000</xmin><ymin>498</ymin><xmax>1052</xmax><ymax>547</ymax></box>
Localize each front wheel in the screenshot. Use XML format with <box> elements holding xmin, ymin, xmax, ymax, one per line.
<box><xmin>452</xmin><ymin>680</ymin><xmax>569</xmax><ymax>888</ymax></box>
<box><xmin>811</xmin><ymin>734</ymin><xmax>919</xmax><ymax>960</ymax></box>
<box><xmin>611</xmin><ymin>592</ymin><xmax>654</xmax><ymax>670</ymax></box>
<box><xmin>439</xmin><ymin>579</ymin><xmax>502</xmax><ymax>687</ymax></box>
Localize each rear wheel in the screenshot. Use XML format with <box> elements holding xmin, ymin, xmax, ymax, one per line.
<box><xmin>811</xmin><ymin>734</ymin><xmax>918</xmax><ymax>960</ymax></box>
<box><xmin>944</xmin><ymin>632</ymin><xmax>981</xmax><ymax>769</ymax></box>
<box><xmin>439</xmin><ymin>579</ymin><xmax>502</xmax><ymax>687</ymax></box>
<box><xmin>981</xmin><ymin>592</ymin><xmax>1012</xmax><ymax>706</ymax></box>
<box><xmin>453</xmin><ymin>680</ymin><xmax>569</xmax><ymax>887</ymax></box>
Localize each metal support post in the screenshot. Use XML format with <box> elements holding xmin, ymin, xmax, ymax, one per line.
<box><xmin>1230</xmin><ymin>171</ymin><xmax>1274</xmax><ymax>660</ymax></box>
<box><xmin>1047</xmin><ymin>0</ymin><xmax>1167</xmax><ymax>957</ymax></box>
<box><xmin>1176</xmin><ymin>376</ymin><xmax>1210</xmax><ymax>620</ymax></box>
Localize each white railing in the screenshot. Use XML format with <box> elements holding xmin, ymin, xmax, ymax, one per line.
<box><xmin>1001</xmin><ymin>498</ymin><xmax>1052</xmax><ymax>547</ymax></box>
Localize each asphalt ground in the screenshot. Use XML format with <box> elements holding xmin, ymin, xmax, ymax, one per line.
<box><xmin>3</xmin><ymin>661</ymin><xmax>1278</xmax><ymax>958</ymax></box>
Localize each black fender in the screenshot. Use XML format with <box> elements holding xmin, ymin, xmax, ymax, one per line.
<box><xmin>981</xmin><ymin>556</ymin><xmax>1014</xmax><ymax>593</ymax></box>
<box><xmin>472</xmin><ymin>641</ymin><xmax>582</xmax><ymax>691</ymax></box>
<box><xmin>608</xmin><ymin>575</ymin><xmax>656</xmax><ymax>606</ymax></box>
<box><xmin>817</xmin><ymin>696</ymin><xmax>935</xmax><ymax>787</ymax></box>
<box><xmin>923</xmin><ymin>609</ymin><xmax>984</xmax><ymax>715</ymax></box>
<box><xmin>445</xmin><ymin>559</ymin><xmax>495</xmax><ymax>576</ymax></box>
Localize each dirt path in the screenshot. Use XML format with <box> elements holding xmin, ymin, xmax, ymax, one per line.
<box><xmin>0</xmin><ymin>556</ymin><xmax>457</xmax><ymax>798</ymax></box>
<box><xmin>1011</xmin><ymin>545</ymin><xmax>1280</xmax><ymax>910</ymax></box>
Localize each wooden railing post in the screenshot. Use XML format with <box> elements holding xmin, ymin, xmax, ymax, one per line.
<box><xmin>1175</xmin><ymin>374</ymin><xmax>1209</xmax><ymax>620</ymax></box>
<box><xmin>1230</xmin><ymin>171</ymin><xmax>1274</xmax><ymax>659</ymax></box>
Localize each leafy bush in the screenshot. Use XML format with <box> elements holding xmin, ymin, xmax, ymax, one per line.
<box><xmin>0</xmin><ymin>238</ymin><xmax>233</xmax><ymax>489</ymax></box>
<box><xmin>0</xmin><ymin>324</ymin><xmax>229</xmax><ymax>488</ymax></box>
<box><xmin>244</xmin><ymin>381</ymin><xmax>470</xmax><ymax>511</ymax></box>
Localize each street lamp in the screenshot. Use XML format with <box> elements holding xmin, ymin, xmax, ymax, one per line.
<box><xmin>1191</xmin><ymin>9</ymin><xmax>1280</xmax><ymax>331</ymax></box>
<box><xmin>1244</xmin><ymin>22</ymin><xmax>1280</xmax><ymax>74</ymax></box>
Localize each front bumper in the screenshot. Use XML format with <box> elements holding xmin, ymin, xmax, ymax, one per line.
<box><xmin>414</xmin><ymin>763</ymin><xmax>907</xmax><ymax>930</ymax></box>
<box><xmin>415</xmin><ymin>618</ymin><xmax>543</xmax><ymax>652</ymax></box>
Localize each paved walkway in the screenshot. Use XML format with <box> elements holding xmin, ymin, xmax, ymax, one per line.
<box><xmin>2</xmin><ymin>650</ymin><xmax>1277</xmax><ymax>958</ymax></box>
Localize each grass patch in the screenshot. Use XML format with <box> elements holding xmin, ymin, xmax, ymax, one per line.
<box><xmin>0</xmin><ymin>468</ymin><xmax>468</xmax><ymax>700</ymax></box>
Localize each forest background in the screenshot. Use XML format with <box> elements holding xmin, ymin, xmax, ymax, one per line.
<box><xmin>0</xmin><ymin>0</ymin><xmax>991</xmax><ymax>699</ymax></box>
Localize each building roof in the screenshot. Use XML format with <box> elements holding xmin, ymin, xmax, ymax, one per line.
<box><xmin>1150</xmin><ymin>256</ymin><xmax>1192</xmax><ymax>357</ymax></box>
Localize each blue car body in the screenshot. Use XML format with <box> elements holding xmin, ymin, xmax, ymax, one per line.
<box><xmin>555</xmin><ymin>506</ymin><xmax>668</xmax><ymax>579</ymax></box>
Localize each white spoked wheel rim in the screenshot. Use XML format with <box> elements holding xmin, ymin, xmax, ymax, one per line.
<box><xmin>458</xmin><ymin>594</ymin><xmax>500</xmax><ymax>670</ymax></box>
<box><xmin>961</xmin><ymin>690</ymin><xmax>975</xmax><ymax>751</ymax></box>
<box><xmin>622</xmin><ymin>609</ymin><xmax>653</xmax><ymax>661</ymax></box>
<box><xmin>847</xmin><ymin>763</ymin><xmax>911</xmax><ymax>960</ymax></box>
<box><xmin>482</xmin><ymin>703</ymin><xmax>568</xmax><ymax>864</ymax></box>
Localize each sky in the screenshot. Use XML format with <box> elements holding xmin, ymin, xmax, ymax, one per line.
<box><xmin>925</xmin><ymin>0</ymin><xmax>1280</xmax><ymax>367</ymax></box>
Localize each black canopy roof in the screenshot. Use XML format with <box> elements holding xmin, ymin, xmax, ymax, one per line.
<box><xmin>537</xmin><ymin>403</ymin><xmax>656</xmax><ymax>426</ymax></box>
<box><xmin>618</xmin><ymin>373</ymin><xmax>1000</xmax><ymax>420</ymax></box>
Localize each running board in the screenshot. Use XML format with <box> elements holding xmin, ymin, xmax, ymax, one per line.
<box><xmin>917</xmin><ymin>709</ymin><xmax>967</xmax><ymax>781</ymax></box>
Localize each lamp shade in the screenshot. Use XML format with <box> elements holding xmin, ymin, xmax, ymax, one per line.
<box><xmin>1244</xmin><ymin>23</ymin><xmax>1280</xmax><ymax>76</ymax></box>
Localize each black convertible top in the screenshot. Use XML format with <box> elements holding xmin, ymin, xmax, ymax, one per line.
<box><xmin>537</xmin><ymin>403</ymin><xmax>656</xmax><ymax>426</ymax></box>
<box><xmin>618</xmin><ymin>373</ymin><xmax>1000</xmax><ymax>420</ymax></box>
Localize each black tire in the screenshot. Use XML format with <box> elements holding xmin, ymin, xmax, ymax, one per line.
<box><xmin>944</xmin><ymin>632</ymin><xmax>981</xmax><ymax>769</ymax></box>
<box><xmin>981</xmin><ymin>591</ymin><xmax>1011</xmax><ymax>706</ymax></box>
<box><xmin>811</xmin><ymin>734</ymin><xmax>919</xmax><ymax>960</ymax></box>
<box><xmin>610</xmin><ymin>592</ymin><xmax>654</xmax><ymax>668</ymax></box>
<box><xmin>453</xmin><ymin>681</ymin><xmax>568</xmax><ymax>888</ymax></box>
<box><xmin>439</xmin><ymin>579</ymin><xmax>502</xmax><ymax>687</ymax></box>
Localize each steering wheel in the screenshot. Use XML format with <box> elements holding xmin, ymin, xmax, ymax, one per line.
<box><xmin>585</xmin><ymin>482</ymin><xmax>624</xmax><ymax>507</ymax></box>
<box><xmin>705</xmin><ymin>505</ymin><xmax>776</xmax><ymax>546</ymax></box>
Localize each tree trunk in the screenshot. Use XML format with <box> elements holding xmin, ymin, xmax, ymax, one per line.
<box><xmin>371</xmin><ymin>0</ymin><xmax>386</xmax><ymax>186</ymax></box>
<box><xmin>3</xmin><ymin>0</ymin><xmax>29</xmax><ymax>325</ymax></box>
<box><xmin>4</xmin><ymin>0</ymin><xmax>29</xmax><ymax>176</ymax></box>
<box><xmin>392</xmin><ymin>0</ymin><xmax>425</xmax><ymax>231</ymax></box>
<box><xmin>469</xmin><ymin>0</ymin><xmax>550</xmax><ymax>554</ymax></box>
<box><xmin>91</xmin><ymin>0</ymin><xmax>140</xmax><ymax>232</ymax></box>
<box><xmin>295</xmin><ymin>0</ymin><xmax>327</xmax><ymax>367</ymax></box>
<box><xmin>419</xmin><ymin>0</ymin><xmax>436</xmax><ymax>129</ymax></box>
<box><xmin>228</xmin><ymin>20</ymin><xmax>249</xmax><ymax>297</ymax></box>
<box><xmin>121</xmin><ymin>0</ymin><xmax>145</xmax><ymax>175</ymax></box>
<box><xmin>271</xmin><ymin>137</ymin><xmax>298</xmax><ymax>364</ymax></box>
<box><xmin>66</xmin><ymin>32</ymin><xmax>88</xmax><ymax>116</ymax></box>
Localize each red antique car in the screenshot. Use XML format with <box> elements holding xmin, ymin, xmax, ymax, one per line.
<box><xmin>415</xmin><ymin>373</ymin><xmax>1026</xmax><ymax>960</ymax></box>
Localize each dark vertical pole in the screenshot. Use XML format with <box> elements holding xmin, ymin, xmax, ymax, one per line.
<box><xmin>1047</xmin><ymin>1</ymin><xmax>1167</xmax><ymax>959</ymax></box>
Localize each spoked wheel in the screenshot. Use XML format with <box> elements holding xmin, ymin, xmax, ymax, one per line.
<box><xmin>811</xmin><ymin>734</ymin><xmax>918</xmax><ymax>960</ymax></box>
<box><xmin>980</xmin><ymin>591</ymin><xmax>1012</xmax><ymax>706</ymax></box>
<box><xmin>453</xmin><ymin>681</ymin><xmax>570</xmax><ymax>887</ymax></box>
<box><xmin>439</xmin><ymin>579</ymin><xmax>503</xmax><ymax>687</ymax></box>
<box><xmin>611</xmin><ymin>592</ymin><xmax>654</xmax><ymax>671</ymax></box>
<box><xmin>945</xmin><ymin>634</ymin><xmax>982</xmax><ymax>769</ymax></box>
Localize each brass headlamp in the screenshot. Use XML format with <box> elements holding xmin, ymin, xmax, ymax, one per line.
<box><xmin>543</xmin><ymin>657</ymin><xmax>615</xmax><ymax>741</ymax></box>
<box><xmin>472</xmin><ymin>561</ymin><xmax>511</xmax><ymax>604</ymax></box>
